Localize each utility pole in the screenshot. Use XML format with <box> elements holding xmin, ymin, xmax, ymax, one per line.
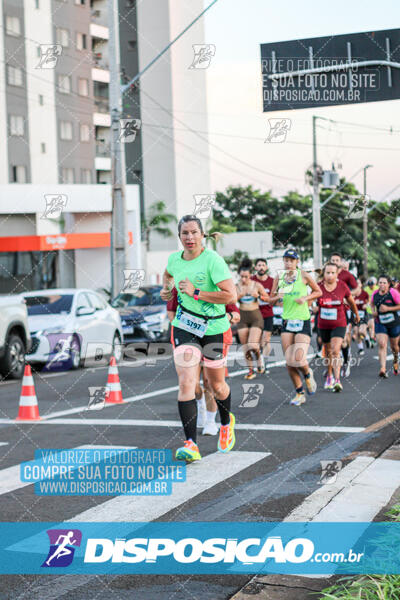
<box><xmin>312</xmin><ymin>115</ymin><xmax>322</xmax><ymax>269</ymax></box>
<box><xmin>363</xmin><ymin>164</ymin><xmax>373</xmax><ymax>278</ymax></box>
<box><xmin>107</xmin><ymin>0</ymin><xmax>219</xmax><ymax>298</ymax></box>
<box><xmin>108</xmin><ymin>0</ymin><xmax>128</xmax><ymax>299</ymax></box>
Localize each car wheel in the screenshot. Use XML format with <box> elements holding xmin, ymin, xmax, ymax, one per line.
<box><xmin>0</xmin><ymin>333</ymin><xmax>26</xmax><ymax>380</ymax></box>
<box><xmin>112</xmin><ymin>332</ymin><xmax>122</xmax><ymax>363</ymax></box>
<box><xmin>70</xmin><ymin>335</ymin><xmax>81</xmax><ymax>370</ymax></box>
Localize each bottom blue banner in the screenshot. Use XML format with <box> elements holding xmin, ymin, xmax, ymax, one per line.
<box><xmin>1</xmin><ymin>522</ymin><xmax>399</xmax><ymax>574</ymax></box>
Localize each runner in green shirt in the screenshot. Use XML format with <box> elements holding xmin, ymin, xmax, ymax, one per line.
<box><xmin>160</xmin><ymin>215</ymin><xmax>237</xmax><ymax>462</ymax></box>
<box><xmin>269</xmin><ymin>249</ymin><xmax>322</xmax><ymax>406</ymax></box>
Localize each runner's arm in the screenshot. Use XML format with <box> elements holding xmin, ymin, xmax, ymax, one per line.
<box><xmin>346</xmin><ymin>295</ymin><xmax>360</xmax><ymax>322</ymax></box>
<box><xmin>179</xmin><ymin>277</ymin><xmax>237</xmax><ymax>304</ymax></box>
<box><xmin>257</xmin><ymin>282</ymin><xmax>270</xmax><ymax>302</ymax></box>
<box><xmin>267</xmin><ymin>276</ymin><xmax>281</xmax><ymax>304</ymax></box>
<box><xmin>160</xmin><ymin>269</ymin><xmax>174</xmax><ymax>300</ymax></box>
<box><xmin>301</xmin><ymin>271</ymin><xmax>322</xmax><ymax>302</ymax></box>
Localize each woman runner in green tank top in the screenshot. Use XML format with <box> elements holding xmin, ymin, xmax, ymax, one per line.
<box><xmin>269</xmin><ymin>249</ymin><xmax>322</xmax><ymax>406</ymax></box>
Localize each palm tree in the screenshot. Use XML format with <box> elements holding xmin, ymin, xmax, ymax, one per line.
<box><xmin>142</xmin><ymin>201</ymin><xmax>177</xmax><ymax>251</ymax></box>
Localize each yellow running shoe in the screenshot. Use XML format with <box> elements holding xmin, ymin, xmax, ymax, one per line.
<box><xmin>218</xmin><ymin>412</ymin><xmax>236</xmax><ymax>453</ymax></box>
<box><xmin>175</xmin><ymin>440</ymin><xmax>201</xmax><ymax>462</ymax></box>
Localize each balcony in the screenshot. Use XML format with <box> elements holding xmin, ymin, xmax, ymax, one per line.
<box><xmin>94</xmin><ymin>97</ymin><xmax>109</xmax><ymax>113</ymax></box>
<box><xmin>90</xmin><ymin>22</ymin><xmax>109</xmax><ymax>40</ymax></box>
<box><xmin>95</xmin><ymin>141</ymin><xmax>110</xmax><ymax>157</ymax></box>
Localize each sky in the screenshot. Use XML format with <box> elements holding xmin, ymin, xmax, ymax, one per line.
<box><xmin>203</xmin><ymin>0</ymin><xmax>400</xmax><ymax>203</ymax></box>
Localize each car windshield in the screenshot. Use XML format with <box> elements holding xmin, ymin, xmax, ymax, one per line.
<box><xmin>25</xmin><ymin>294</ymin><xmax>74</xmax><ymax>315</ymax></box>
<box><xmin>112</xmin><ymin>289</ymin><xmax>165</xmax><ymax>308</ymax></box>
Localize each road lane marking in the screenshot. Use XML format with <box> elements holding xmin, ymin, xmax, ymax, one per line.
<box><xmin>70</xmin><ymin>451</ymin><xmax>270</xmax><ymax>522</ymax></box>
<box><xmin>0</xmin><ymin>353</ymin><xmax>316</xmax><ymax>421</ymax></box>
<box><xmin>0</xmin><ymin>445</ymin><xmax>136</xmax><ymax>497</ymax></box>
<box><xmin>1</xmin><ymin>417</ymin><xmax>364</xmax><ymax>433</ymax></box>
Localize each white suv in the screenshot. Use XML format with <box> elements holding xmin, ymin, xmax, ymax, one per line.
<box><xmin>0</xmin><ymin>295</ymin><xmax>31</xmax><ymax>379</ymax></box>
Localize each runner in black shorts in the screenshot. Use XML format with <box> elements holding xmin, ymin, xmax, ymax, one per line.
<box><xmin>161</xmin><ymin>215</ymin><xmax>237</xmax><ymax>462</ymax></box>
<box><xmin>317</xmin><ymin>262</ymin><xmax>359</xmax><ymax>392</ymax></box>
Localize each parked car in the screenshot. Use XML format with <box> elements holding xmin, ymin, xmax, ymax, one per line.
<box><xmin>111</xmin><ymin>286</ymin><xmax>169</xmax><ymax>343</ymax></box>
<box><xmin>24</xmin><ymin>289</ymin><xmax>123</xmax><ymax>370</ymax></box>
<box><xmin>0</xmin><ymin>295</ymin><xmax>31</xmax><ymax>379</ymax></box>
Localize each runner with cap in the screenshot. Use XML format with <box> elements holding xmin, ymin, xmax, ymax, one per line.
<box><xmin>269</xmin><ymin>249</ymin><xmax>322</xmax><ymax>406</ymax></box>
<box><xmin>161</xmin><ymin>215</ymin><xmax>237</xmax><ymax>461</ymax></box>
<box><xmin>371</xmin><ymin>275</ymin><xmax>400</xmax><ymax>378</ymax></box>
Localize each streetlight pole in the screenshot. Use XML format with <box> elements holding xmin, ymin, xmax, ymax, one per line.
<box><xmin>312</xmin><ymin>115</ymin><xmax>322</xmax><ymax>269</ymax></box>
<box><xmin>363</xmin><ymin>164</ymin><xmax>373</xmax><ymax>278</ymax></box>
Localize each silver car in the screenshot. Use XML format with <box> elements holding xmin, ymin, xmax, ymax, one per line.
<box><xmin>24</xmin><ymin>288</ymin><xmax>123</xmax><ymax>370</ymax></box>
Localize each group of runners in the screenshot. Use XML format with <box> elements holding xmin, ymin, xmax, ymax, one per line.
<box><xmin>161</xmin><ymin>214</ymin><xmax>400</xmax><ymax>462</ymax></box>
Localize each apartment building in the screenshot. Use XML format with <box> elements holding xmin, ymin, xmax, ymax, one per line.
<box><xmin>0</xmin><ymin>0</ymin><xmax>210</xmax><ymax>291</ymax></box>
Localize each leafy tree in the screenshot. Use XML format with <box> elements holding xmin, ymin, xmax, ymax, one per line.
<box><xmin>142</xmin><ymin>201</ymin><xmax>177</xmax><ymax>251</ymax></box>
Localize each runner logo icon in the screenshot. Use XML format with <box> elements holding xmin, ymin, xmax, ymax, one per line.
<box><xmin>42</xmin><ymin>529</ymin><xmax>82</xmax><ymax>567</ymax></box>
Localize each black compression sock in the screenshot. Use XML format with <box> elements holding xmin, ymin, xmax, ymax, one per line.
<box><xmin>342</xmin><ymin>346</ymin><xmax>349</xmax><ymax>363</ymax></box>
<box><xmin>216</xmin><ymin>390</ymin><xmax>231</xmax><ymax>426</ymax></box>
<box><xmin>178</xmin><ymin>399</ymin><xmax>197</xmax><ymax>443</ymax></box>
<box><xmin>296</xmin><ymin>386</ymin><xmax>304</xmax><ymax>394</ymax></box>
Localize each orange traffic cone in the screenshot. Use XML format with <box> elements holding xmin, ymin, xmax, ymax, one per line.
<box><xmin>16</xmin><ymin>364</ymin><xmax>41</xmax><ymax>421</ymax></box>
<box><xmin>105</xmin><ymin>356</ymin><xmax>123</xmax><ymax>404</ymax></box>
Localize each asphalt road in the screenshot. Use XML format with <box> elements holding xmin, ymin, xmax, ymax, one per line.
<box><xmin>0</xmin><ymin>336</ymin><xmax>399</xmax><ymax>599</ymax></box>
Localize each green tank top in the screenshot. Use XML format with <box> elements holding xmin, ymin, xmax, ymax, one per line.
<box><xmin>278</xmin><ymin>268</ymin><xmax>310</xmax><ymax>321</ymax></box>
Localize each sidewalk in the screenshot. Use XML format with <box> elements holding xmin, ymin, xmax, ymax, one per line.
<box><xmin>231</xmin><ymin>442</ymin><xmax>400</xmax><ymax>600</ymax></box>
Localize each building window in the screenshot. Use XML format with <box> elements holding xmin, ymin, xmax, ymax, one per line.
<box><xmin>76</xmin><ymin>32</ymin><xmax>87</xmax><ymax>50</ymax></box>
<box><xmin>35</xmin><ymin>0</ymin><xmax>39</xmax><ymax>8</ymax></box>
<box><xmin>41</xmin><ymin>143</ymin><xmax>46</xmax><ymax>153</ymax></box>
<box><xmin>61</xmin><ymin>168</ymin><xmax>74</xmax><ymax>183</ymax></box>
<box><xmin>6</xmin><ymin>16</ymin><xmax>21</xmax><ymax>37</ymax></box>
<box><xmin>39</xmin><ymin>94</ymin><xmax>44</xmax><ymax>105</ymax></box>
<box><xmin>11</xmin><ymin>165</ymin><xmax>27</xmax><ymax>183</ymax></box>
<box><xmin>9</xmin><ymin>115</ymin><xmax>24</xmax><ymax>136</ymax></box>
<box><xmin>7</xmin><ymin>65</ymin><xmax>23</xmax><ymax>86</ymax></box>
<box><xmin>58</xmin><ymin>75</ymin><xmax>71</xmax><ymax>94</ymax></box>
<box><xmin>56</xmin><ymin>27</ymin><xmax>69</xmax><ymax>47</ymax></box>
<box><xmin>80</xmin><ymin>124</ymin><xmax>90</xmax><ymax>142</ymax></box>
<box><xmin>60</xmin><ymin>120</ymin><xmax>73</xmax><ymax>140</ymax></box>
<box><xmin>81</xmin><ymin>169</ymin><xmax>92</xmax><ymax>183</ymax></box>
<box><xmin>78</xmin><ymin>78</ymin><xmax>89</xmax><ymax>96</ymax></box>
<box><xmin>75</xmin><ymin>0</ymin><xmax>85</xmax><ymax>4</ymax></box>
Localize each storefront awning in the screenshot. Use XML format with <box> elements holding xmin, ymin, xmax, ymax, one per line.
<box><xmin>0</xmin><ymin>232</ymin><xmax>133</xmax><ymax>252</ymax></box>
